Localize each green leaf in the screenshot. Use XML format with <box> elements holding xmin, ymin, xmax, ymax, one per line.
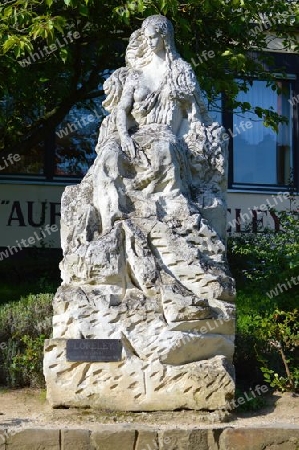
<box><xmin>159</xmin><ymin>0</ymin><xmax>168</xmax><ymax>14</ymax></box>
<box><xmin>3</xmin><ymin>37</ymin><xmax>17</xmax><ymax>53</ymax></box>
<box><xmin>59</xmin><ymin>47</ymin><xmax>68</xmax><ymax>63</ymax></box>
<box><xmin>53</xmin><ymin>23</ymin><xmax>64</xmax><ymax>34</ymax></box>
<box><xmin>53</xmin><ymin>16</ymin><xmax>66</xmax><ymax>33</ymax></box>
<box><xmin>137</xmin><ymin>0</ymin><xmax>144</xmax><ymax>13</ymax></box>
<box><xmin>3</xmin><ymin>6</ymin><xmax>13</xmax><ymax>18</ymax></box>
<box><xmin>14</xmin><ymin>45</ymin><xmax>21</xmax><ymax>58</ymax></box>
<box><xmin>79</xmin><ymin>4</ymin><xmax>88</xmax><ymax>16</ymax></box>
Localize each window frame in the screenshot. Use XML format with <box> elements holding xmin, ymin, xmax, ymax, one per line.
<box><xmin>224</xmin><ymin>52</ymin><xmax>299</xmax><ymax>193</ymax></box>
<box><xmin>225</xmin><ymin>77</ymin><xmax>298</xmax><ymax>192</ymax></box>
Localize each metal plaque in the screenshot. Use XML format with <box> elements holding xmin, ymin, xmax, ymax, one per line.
<box><xmin>66</xmin><ymin>339</ymin><xmax>123</xmax><ymax>362</ymax></box>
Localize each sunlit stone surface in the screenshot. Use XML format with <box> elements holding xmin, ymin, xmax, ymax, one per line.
<box><xmin>44</xmin><ymin>15</ymin><xmax>235</xmax><ymax>411</ymax></box>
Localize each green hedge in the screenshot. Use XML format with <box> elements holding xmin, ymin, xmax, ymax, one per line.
<box><xmin>229</xmin><ymin>208</ymin><xmax>299</xmax><ymax>393</ymax></box>
<box><xmin>0</xmin><ymin>292</ymin><xmax>53</xmax><ymax>387</ymax></box>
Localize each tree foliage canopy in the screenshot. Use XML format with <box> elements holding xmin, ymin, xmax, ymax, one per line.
<box><xmin>0</xmin><ymin>0</ymin><xmax>298</xmax><ymax>155</ymax></box>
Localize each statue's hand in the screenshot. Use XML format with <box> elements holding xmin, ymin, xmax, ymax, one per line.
<box><xmin>121</xmin><ymin>135</ymin><xmax>136</xmax><ymax>159</ymax></box>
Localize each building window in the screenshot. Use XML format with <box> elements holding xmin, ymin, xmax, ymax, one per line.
<box><xmin>230</xmin><ymin>79</ymin><xmax>294</xmax><ymax>189</ymax></box>
<box><xmin>0</xmin><ymin>103</ymin><xmax>102</xmax><ymax>182</ymax></box>
<box><xmin>0</xmin><ymin>142</ymin><xmax>45</xmax><ymax>176</ymax></box>
<box><xmin>55</xmin><ymin>105</ymin><xmax>100</xmax><ymax>177</ymax></box>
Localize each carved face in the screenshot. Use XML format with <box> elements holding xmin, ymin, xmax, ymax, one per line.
<box><xmin>144</xmin><ymin>25</ymin><xmax>165</xmax><ymax>54</ymax></box>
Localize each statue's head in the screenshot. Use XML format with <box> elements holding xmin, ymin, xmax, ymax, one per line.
<box><xmin>141</xmin><ymin>15</ymin><xmax>177</xmax><ymax>59</ymax></box>
<box><xmin>142</xmin><ymin>15</ymin><xmax>174</xmax><ymax>42</ymax></box>
<box><xmin>126</xmin><ymin>15</ymin><xmax>178</xmax><ymax>69</ymax></box>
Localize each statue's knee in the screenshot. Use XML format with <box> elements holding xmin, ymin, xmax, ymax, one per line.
<box><xmin>95</xmin><ymin>145</ymin><xmax>123</xmax><ymax>177</ymax></box>
<box><xmin>153</xmin><ymin>141</ymin><xmax>175</xmax><ymax>167</ymax></box>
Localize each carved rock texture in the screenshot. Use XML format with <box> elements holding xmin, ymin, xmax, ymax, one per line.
<box><xmin>44</xmin><ymin>123</ymin><xmax>236</xmax><ymax>411</ymax></box>
<box><xmin>44</xmin><ymin>339</ymin><xmax>234</xmax><ymax>411</ymax></box>
<box><xmin>44</xmin><ymin>15</ymin><xmax>235</xmax><ymax>411</ymax></box>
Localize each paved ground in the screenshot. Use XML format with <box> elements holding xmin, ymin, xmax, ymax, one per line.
<box><xmin>0</xmin><ymin>388</ymin><xmax>298</xmax><ymax>432</ymax></box>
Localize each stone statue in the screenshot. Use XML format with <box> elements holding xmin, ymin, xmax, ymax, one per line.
<box><xmin>93</xmin><ymin>15</ymin><xmax>215</xmax><ymax>233</ymax></box>
<box><xmin>44</xmin><ymin>15</ymin><xmax>236</xmax><ymax>413</ymax></box>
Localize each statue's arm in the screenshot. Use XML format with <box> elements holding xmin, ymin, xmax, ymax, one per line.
<box><xmin>116</xmin><ymin>79</ymin><xmax>136</xmax><ymax>159</ymax></box>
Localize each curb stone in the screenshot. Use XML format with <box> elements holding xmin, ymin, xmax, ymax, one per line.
<box><xmin>0</xmin><ymin>426</ymin><xmax>299</xmax><ymax>449</ymax></box>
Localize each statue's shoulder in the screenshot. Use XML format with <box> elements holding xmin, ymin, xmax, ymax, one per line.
<box><xmin>102</xmin><ymin>67</ymin><xmax>137</xmax><ymax>112</ymax></box>
<box><xmin>103</xmin><ymin>66</ymin><xmax>139</xmax><ymax>97</ymax></box>
<box><xmin>171</xmin><ymin>57</ymin><xmax>198</xmax><ymax>94</ymax></box>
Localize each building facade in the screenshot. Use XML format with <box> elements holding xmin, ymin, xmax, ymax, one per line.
<box><xmin>0</xmin><ymin>49</ymin><xmax>298</xmax><ymax>249</ymax></box>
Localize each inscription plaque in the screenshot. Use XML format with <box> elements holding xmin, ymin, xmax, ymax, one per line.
<box><xmin>66</xmin><ymin>339</ymin><xmax>122</xmax><ymax>362</ymax></box>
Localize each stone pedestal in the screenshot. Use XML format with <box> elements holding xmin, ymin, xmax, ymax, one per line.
<box><xmin>44</xmin><ymin>337</ymin><xmax>234</xmax><ymax>410</ymax></box>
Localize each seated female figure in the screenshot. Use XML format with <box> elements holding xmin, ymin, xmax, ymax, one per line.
<box><xmin>93</xmin><ymin>15</ymin><xmax>212</xmax><ymax>233</ymax></box>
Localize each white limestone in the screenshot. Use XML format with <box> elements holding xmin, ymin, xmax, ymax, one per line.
<box><xmin>44</xmin><ymin>15</ymin><xmax>236</xmax><ymax>411</ymax></box>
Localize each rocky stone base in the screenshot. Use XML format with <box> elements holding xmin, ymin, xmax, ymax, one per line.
<box><xmin>44</xmin><ymin>339</ymin><xmax>235</xmax><ymax>411</ymax></box>
<box><xmin>1</xmin><ymin>426</ymin><xmax>299</xmax><ymax>450</ymax></box>
<box><xmin>45</xmin><ymin>104</ymin><xmax>237</xmax><ymax>412</ymax></box>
